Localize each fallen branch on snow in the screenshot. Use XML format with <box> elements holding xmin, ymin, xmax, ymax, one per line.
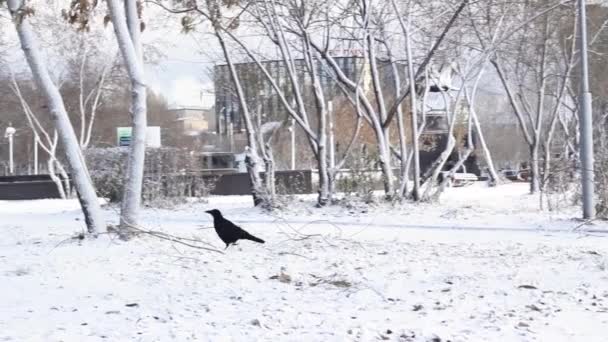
<box><xmin>110</xmin><ymin>223</ymin><xmax>224</xmax><ymax>254</ymax></box>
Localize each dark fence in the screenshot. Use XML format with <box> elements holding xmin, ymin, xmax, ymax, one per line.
<box><xmin>0</xmin><ymin>174</ymin><xmax>65</xmax><ymax>200</ymax></box>
<box><xmin>149</xmin><ymin>170</ymin><xmax>313</xmax><ymax>196</ymax></box>
<box><xmin>0</xmin><ymin>170</ymin><xmax>314</xmax><ymax>201</ymax></box>
<box><xmin>207</xmin><ymin>170</ymin><xmax>313</xmax><ymax>196</ymax></box>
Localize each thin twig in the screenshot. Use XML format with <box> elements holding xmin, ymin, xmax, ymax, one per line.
<box><xmin>126</xmin><ymin>225</ymin><xmax>224</xmax><ymax>254</ymax></box>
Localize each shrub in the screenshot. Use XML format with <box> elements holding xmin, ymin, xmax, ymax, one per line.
<box><xmin>85</xmin><ymin>147</ymin><xmax>216</xmax><ymax>206</ymax></box>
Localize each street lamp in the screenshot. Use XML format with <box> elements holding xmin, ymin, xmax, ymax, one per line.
<box><xmin>4</xmin><ymin>123</ymin><xmax>16</xmax><ymax>175</ymax></box>
<box><xmin>288</xmin><ymin>118</ymin><xmax>296</xmax><ymax>170</ymax></box>
<box><xmin>33</xmin><ymin>135</ymin><xmax>39</xmax><ymax>175</ymax></box>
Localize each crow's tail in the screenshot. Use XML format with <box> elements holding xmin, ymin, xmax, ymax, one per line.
<box><xmin>244</xmin><ymin>233</ymin><xmax>265</xmax><ymax>244</ymax></box>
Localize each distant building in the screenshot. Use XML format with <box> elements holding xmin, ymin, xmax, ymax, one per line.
<box><xmin>212</xmin><ymin>56</ymin><xmax>482</xmax><ymax>174</ymax></box>
<box><xmin>167</xmin><ymin>107</ymin><xmax>215</xmax><ymax>136</ymax></box>
<box><xmin>213</xmin><ymin>56</ymin><xmax>375</xmax><ymax>138</ymax></box>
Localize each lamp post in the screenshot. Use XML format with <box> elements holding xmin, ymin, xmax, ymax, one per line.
<box><xmin>4</xmin><ymin>123</ymin><xmax>16</xmax><ymax>175</ymax></box>
<box><xmin>34</xmin><ymin>135</ymin><xmax>39</xmax><ymax>175</ymax></box>
<box><xmin>578</xmin><ymin>0</ymin><xmax>594</xmax><ymax>219</ymax></box>
<box><xmin>288</xmin><ymin>118</ymin><xmax>295</xmax><ymax>170</ymax></box>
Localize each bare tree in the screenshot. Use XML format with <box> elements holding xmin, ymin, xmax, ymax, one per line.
<box><xmin>75</xmin><ymin>40</ymin><xmax>117</xmax><ymax>149</ymax></box>
<box><xmin>482</xmin><ymin>1</ymin><xmax>572</xmax><ymax>194</ymax></box>
<box><xmin>5</xmin><ymin>0</ymin><xmax>105</xmax><ymax>234</ymax></box>
<box><xmin>208</xmin><ymin>0</ymin><xmax>343</xmax><ymax>205</ymax></box>
<box><xmin>102</xmin><ymin>0</ymin><xmax>148</xmax><ymax>236</ymax></box>
<box><xmin>302</xmin><ymin>0</ymin><xmax>468</xmax><ymax>201</ymax></box>
<box><xmin>151</xmin><ymin>0</ymin><xmax>276</xmax><ymax>207</ymax></box>
<box><xmin>9</xmin><ymin>73</ymin><xmax>70</xmax><ymax>197</ymax></box>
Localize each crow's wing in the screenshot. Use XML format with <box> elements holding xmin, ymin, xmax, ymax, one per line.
<box><xmin>216</xmin><ymin>217</ymin><xmax>244</xmax><ymax>243</ymax></box>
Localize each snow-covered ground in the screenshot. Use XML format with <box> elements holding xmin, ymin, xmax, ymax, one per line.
<box><xmin>1</xmin><ymin>183</ymin><xmax>607</xmax><ymax>341</ymax></box>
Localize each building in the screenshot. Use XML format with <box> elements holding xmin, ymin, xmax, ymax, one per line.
<box><xmin>213</xmin><ymin>56</ymin><xmax>376</xmax><ymax>139</ymax></box>
<box><xmin>167</xmin><ymin>107</ymin><xmax>215</xmax><ymax>136</ymax></box>
<box><xmin>212</xmin><ymin>55</ymin><xmax>482</xmax><ymax>174</ymax></box>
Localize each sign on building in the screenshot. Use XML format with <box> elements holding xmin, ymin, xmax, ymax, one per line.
<box><xmin>117</xmin><ymin>127</ymin><xmax>132</xmax><ymax>147</ymax></box>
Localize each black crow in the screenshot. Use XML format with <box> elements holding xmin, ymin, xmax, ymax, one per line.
<box><xmin>205</xmin><ymin>209</ymin><xmax>265</xmax><ymax>249</ymax></box>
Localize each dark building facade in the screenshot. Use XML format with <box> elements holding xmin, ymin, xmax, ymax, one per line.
<box><xmin>213</xmin><ymin>56</ymin><xmax>375</xmax><ymax>137</ymax></box>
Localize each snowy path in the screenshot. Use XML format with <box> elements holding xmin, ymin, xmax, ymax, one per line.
<box><xmin>160</xmin><ymin>215</ymin><xmax>608</xmax><ymax>234</ymax></box>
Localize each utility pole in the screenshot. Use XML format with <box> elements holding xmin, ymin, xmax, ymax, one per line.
<box><xmin>578</xmin><ymin>0</ymin><xmax>595</xmax><ymax>219</ymax></box>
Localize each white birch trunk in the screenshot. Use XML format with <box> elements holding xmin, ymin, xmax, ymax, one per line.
<box><xmin>106</xmin><ymin>0</ymin><xmax>148</xmax><ymax>232</ymax></box>
<box><xmin>405</xmin><ymin>18</ymin><xmax>421</xmax><ymax>200</ymax></box>
<box><xmin>432</xmin><ymin>116</ymin><xmax>475</xmax><ymax>200</ymax></box>
<box><xmin>48</xmin><ymin>133</ymin><xmax>67</xmax><ymax>199</ymax></box>
<box><xmin>81</xmin><ymin>54</ymin><xmax>112</xmax><ymax>149</ymax></box>
<box><xmin>465</xmin><ymin>60</ymin><xmax>501</xmax><ymax>185</ymax></box>
<box><xmin>8</xmin><ymin>0</ymin><xmax>104</xmax><ymax>234</ymax></box>
<box><xmin>531</xmin><ymin>14</ymin><xmax>553</xmax><ymax>194</ymax></box>
<box><xmin>421</xmin><ymin>89</ymin><xmax>458</xmax><ymax>199</ymax></box>
<box><xmin>48</xmin><ymin>160</ymin><xmax>66</xmax><ymax>199</ymax></box>
<box><xmin>469</xmin><ymin>107</ymin><xmax>500</xmax><ymax>184</ymax></box>
<box><xmin>388</xmin><ymin>56</ymin><xmax>409</xmax><ymax>198</ymax></box>
<box><xmin>366</xmin><ymin>27</ymin><xmax>395</xmax><ymax>198</ymax></box>
<box><xmin>10</xmin><ymin>72</ymin><xmax>67</xmax><ymax>198</ymax></box>
<box><xmin>78</xmin><ymin>41</ymin><xmax>89</xmax><ymax>148</ymax></box>
<box><xmin>302</xmin><ymin>33</ymin><xmax>330</xmax><ymax>205</ymax></box>
<box><xmin>541</xmin><ymin>24</ymin><xmax>576</xmax><ymax>194</ymax></box>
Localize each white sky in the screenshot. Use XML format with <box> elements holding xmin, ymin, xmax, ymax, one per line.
<box><xmin>0</xmin><ymin>1</ymin><xmax>518</xmax><ymax>112</ymax></box>
<box><xmin>142</xmin><ymin>8</ymin><xmax>219</xmax><ymax>109</ymax></box>
<box><xmin>0</xmin><ymin>1</ymin><xmax>219</xmax><ymax>110</ymax></box>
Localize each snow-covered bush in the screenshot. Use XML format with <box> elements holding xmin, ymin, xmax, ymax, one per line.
<box><xmin>539</xmin><ymin>156</ymin><xmax>578</xmax><ymax>212</ymax></box>
<box><xmin>595</xmin><ymin>146</ymin><xmax>608</xmax><ymax>218</ymax></box>
<box><xmin>337</xmin><ymin>145</ymin><xmax>379</xmax><ymax>205</ymax></box>
<box><xmin>592</xmin><ymin>114</ymin><xmax>608</xmax><ymax>218</ymax></box>
<box><xmin>85</xmin><ymin>147</ymin><xmax>216</xmax><ymax>205</ymax></box>
<box><xmin>85</xmin><ymin>148</ymin><xmax>127</xmax><ymax>202</ymax></box>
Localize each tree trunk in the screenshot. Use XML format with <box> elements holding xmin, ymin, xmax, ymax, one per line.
<box><xmin>317</xmin><ymin>138</ymin><xmax>330</xmax><ymax>206</ymax></box>
<box><xmin>302</xmin><ymin>33</ymin><xmax>330</xmax><ymax>206</ymax></box>
<box><xmin>464</xmin><ymin>82</ymin><xmax>500</xmax><ymax>185</ymax></box>
<box><xmin>366</xmin><ymin>30</ymin><xmax>395</xmax><ymax>199</ymax></box>
<box><xmin>530</xmin><ymin>143</ymin><xmax>540</xmax><ymax>193</ymax></box>
<box><xmin>422</xmin><ymin>135</ymin><xmax>456</xmax><ymax>200</ymax></box>
<box><xmin>376</xmin><ymin>137</ymin><xmax>395</xmax><ymax>197</ymax></box>
<box><xmin>388</xmin><ymin>58</ymin><xmax>408</xmax><ymax>198</ymax></box>
<box><xmin>8</xmin><ymin>0</ymin><xmax>104</xmax><ymax>235</ymax></box>
<box><xmin>244</xmin><ymin>153</ymin><xmax>264</xmax><ymax>206</ymax></box>
<box><xmin>48</xmin><ymin>160</ymin><xmax>67</xmax><ymax>199</ymax></box>
<box><xmin>432</xmin><ymin>143</ymin><xmax>475</xmax><ymax>201</ymax></box>
<box><xmin>405</xmin><ymin>17</ymin><xmax>421</xmax><ymax>200</ymax></box>
<box><xmin>261</xmin><ymin>141</ymin><xmax>276</xmax><ymax>200</ymax></box>
<box><xmin>470</xmin><ymin>111</ymin><xmax>500</xmax><ymax>184</ymax></box>
<box><xmin>106</xmin><ymin>0</ymin><xmax>148</xmax><ymax>234</ymax></box>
